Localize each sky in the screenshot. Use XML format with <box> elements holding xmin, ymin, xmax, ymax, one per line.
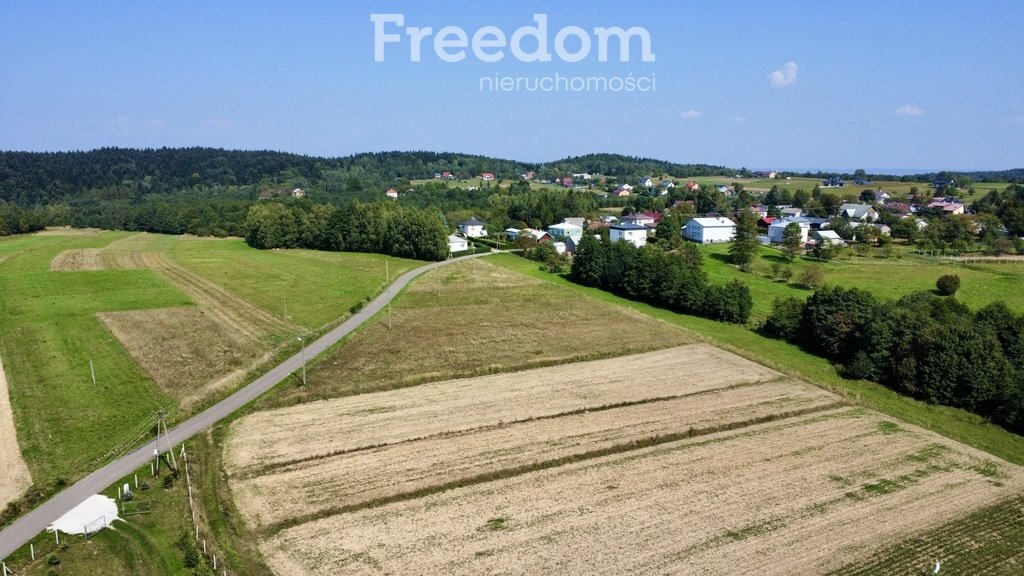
<box><xmin>2</xmin><ymin>1</ymin><xmax>1023</xmax><ymax>172</ymax></box>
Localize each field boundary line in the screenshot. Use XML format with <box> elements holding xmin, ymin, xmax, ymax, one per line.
<box><xmin>237</xmin><ymin>377</ymin><xmax>795</xmax><ymax>478</ymax></box>
<box><xmin>260</xmin><ymin>401</ymin><xmax>851</xmax><ymax>535</ymax></box>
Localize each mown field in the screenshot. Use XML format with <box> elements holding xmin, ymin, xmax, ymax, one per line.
<box><xmin>0</xmin><ymin>230</ymin><xmax>415</xmax><ymax>491</ymax></box>
<box><xmin>225</xmin><ymin>345</ymin><xmax>1022</xmax><ymax>576</ymax></box>
<box><xmin>258</xmin><ymin>258</ymin><xmax>693</xmax><ymax>409</ymax></box>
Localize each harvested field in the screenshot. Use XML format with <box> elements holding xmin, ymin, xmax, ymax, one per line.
<box><xmin>231</xmin><ymin>380</ymin><xmax>841</xmax><ymax>530</ymax></box>
<box><xmin>262</xmin><ymin>407</ymin><xmax>1024</xmax><ymax>576</ymax></box>
<box><xmin>98</xmin><ymin>307</ymin><xmax>267</xmax><ymax>409</ymax></box>
<box><xmin>49</xmin><ymin>248</ymin><xmax>103</xmax><ymax>271</ymax></box>
<box><xmin>0</xmin><ymin>356</ymin><xmax>31</xmax><ymax>510</ymax></box>
<box><xmin>225</xmin><ymin>343</ymin><xmax>781</xmax><ymax>472</ymax></box>
<box><xmin>263</xmin><ymin>259</ymin><xmax>695</xmax><ymax>408</ymax></box>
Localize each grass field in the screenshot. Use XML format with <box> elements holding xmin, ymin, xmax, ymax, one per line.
<box><xmin>697</xmin><ymin>243</ymin><xmax>1024</xmax><ymax>321</ymax></box>
<box><xmin>0</xmin><ymin>231</ymin><xmax>416</xmax><ymax>491</ymax></box>
<box><xmin>230</xmin><ymin>347</ymin><xmax>1022</xmax><ymax>576</ymax></box>
<box><xmin>257</xmin><ymin>258</ymin><xmax>693</xmax><ymax>409</ymax></box>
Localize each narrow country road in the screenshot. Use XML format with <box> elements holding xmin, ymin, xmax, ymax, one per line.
<box><xmin>0</xmin><ymin>251</ymin><xmax>491</xmax><ymax>561</ymax></box>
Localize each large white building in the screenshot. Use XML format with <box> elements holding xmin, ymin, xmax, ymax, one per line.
<box><xmin>683</xmin><ymin>217</ymin><xmax>736</xmax><ymax>244</ymax></box>
<box><xmin>609</xmin><ymin>222</ymin><xmax>648</xmax><ymax>247</ymax></box>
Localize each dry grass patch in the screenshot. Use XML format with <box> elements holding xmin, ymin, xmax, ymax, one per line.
<box><xmin>231</xmin><ymin>380</ymin><xmax>840</xmax><ymax>530</ymax></box>
<box><xmin>49</xmin><ymin>248</ymin><xmax>103</xmax><ymax>271</ymax></box>
<box><xmin>262</xmin><ymin>408</ymin><xmax>1024</xmax><ymax>576</ymax></box>
<box><xmin>98</xmin><ymin>307</ymin><xmax>268</xmax><ymax>409</ymax></box>
<box><xmin>225</xmin><ymin>343</ymin><xmax>780</xmax><ymax>473</ymax></box>
<box><xmin>264</xmin><ymin>259</ymin><xmax>693</xmax><ymax>407</ymax></box>
<box><xmin>0</xmin><ymin>356</ymin><xmax>31</xmax><ymax>510</ymax></box>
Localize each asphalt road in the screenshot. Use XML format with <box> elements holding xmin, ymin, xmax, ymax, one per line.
<box><xmin>0</xmin><ymin>251</ymin><xmax>490</xmax><ymax>561</ymax></box>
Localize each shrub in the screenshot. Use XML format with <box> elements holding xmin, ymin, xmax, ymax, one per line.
<box><xmin>48</xmin><ymin>554</ymin><xmax>60</xmax><ymax>565</ymax></box>
<box><xmin>797</xmin><ymin>266</ymin><xmax>826</xmax><ymax>290</ymax></box>
<box><xmin>936</xmin><ymin>274</ymin><xmax>961</xmax><ymax>296</ymax></box>
<box><xmin>163</xmin><ymin>474</ymin><xmax>174</xmax><ymax>489</ymax></box>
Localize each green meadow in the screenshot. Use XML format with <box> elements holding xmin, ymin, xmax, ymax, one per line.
<box><xmin>0</xmin><ymin>231</ymin><xmax>417</xmax><ymax>487</ymax></box>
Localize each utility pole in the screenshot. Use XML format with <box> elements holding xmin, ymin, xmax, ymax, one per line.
<box><xmin>386</xmin><ymin>258</ymin><xmax>389</xmax><ymax>283</ymax></box>
<box><xmin>297</xmin><ymin>336</ymin><xmax>306</xmax><ymax>386</ymax></box>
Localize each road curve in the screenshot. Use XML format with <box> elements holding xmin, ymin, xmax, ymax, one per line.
<box><xmin>0</xmin><ymin>251</ymin><xmax>492</xmax><ymax>560</ymax></box>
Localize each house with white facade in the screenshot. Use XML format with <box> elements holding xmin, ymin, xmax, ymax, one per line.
<box><xmin>547</xmin><ymin>222</ymin><xmax>584</xmax><ymax>241</ymax></box>
<box><xmin>811</xmin><ymin>229</ymin><xmax>847</xmax><ymax>247</ymax></box>
<box><xmin>683</xmin><ymin>217</ymin><xmax>737</xmax><ymax>244</ymax></box>
<box><xmin>768</xmin><ymin>217</ymin><xmax>811</xmax><ymax>244</ymax></box>
<box><xmin>609</xmin><ymin>222</ymin><xmax>648</xmax><ymax>247</ymax></box>
<box><xmin>458</xmin><ymin>217</ymin><xmax>488</xmax><ymax>237</ymax></box>
<box><xmin>448</xmin><ymin>235</ymin><xmax>469</xmax><ymax>253</ymax></box>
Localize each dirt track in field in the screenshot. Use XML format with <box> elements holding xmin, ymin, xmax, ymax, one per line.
<box><xmin>49</xmin><ymin>248</ymin><xmax>103</xmax><ymax>271</ymax></box>
<box><xmin>0</xmin><ymin>356</ymin><xmax>32</xmax><ymax>510</ymax></box>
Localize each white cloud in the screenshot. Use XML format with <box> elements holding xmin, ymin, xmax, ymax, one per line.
<box><xmin>893</xmin><ymin>104</ymin><xmax>926</xmax><ymax>117</ymax></box>
<box><xmin>769</xmin><ymin>61</ymin><xmax>798</xmax><ymax>88</ymax></box>
<box><xmin>677</xmin><ymin>109</ymin><xmax>701</xmax><ymax>119</ymax></box>
<box><xmin>727</xmin><ymin>116</ymin><xmax>746</xmax><ymax>124</ymax></box>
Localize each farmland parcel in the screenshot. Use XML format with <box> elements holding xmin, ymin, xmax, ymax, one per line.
<box><xmin>225</xmin><ymin>345</ymin><xmax>1024</xmax><ymax>575</ymax></box>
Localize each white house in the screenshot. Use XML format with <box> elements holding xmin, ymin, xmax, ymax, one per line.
<box><xmin>504</xmin><ymin>227</ymin><xmax>522</xmax><ymax>240</ymax></box>
<box><xmin>683</xmin><ymin>217</ymin><xmax>737</xmax><ymax>244</ymax></box>
<box><xmin>385</xmin><ymin>188</ymin><xmax>399</xmax><ymax>199</ymax></box>
<box><xmin>458</xmin><ymin>217</ymin><xmax>488</xmax><ymax>237</ymax></box>
<box><xmin>637</xmin><ymin>177</ymin><xmax>654</xmax><ymax>188</ymax></box>
<box><xmin>547</xmin><ymin>222</ymin><xmax>584</xmax><ymax>241</ymax></box>
<box><xmin>609</xmin><ymin>222</ymin><xmax>648</xmax><ymax>247</ymax></box>
<box><xmin>448</xmin><ymin>235</ymin><xmax>469</xmax><ymax>253</ymax></box>
<box><xmin>811</xmin><ymin>229</ymin><xmax>846</xmax><ymax>247</ymax></box>
<box><xmin>768</xmin><ymin>217</ymin><xmax>811</xmax><ymax>244</ymax></box>
<box><xmin>572</xmin><ymin>173</ymin><xmax>593</xmax><ymax>181</ymax></box>
<box><xmin>552</xmin><ymin>241</ymin><xmax>567</xmax><ymax>255</ymax></box>
<box><xmin>780</xmin><ymin>207</ymin><xmax>803</xmax><ymax>218</ymax></box>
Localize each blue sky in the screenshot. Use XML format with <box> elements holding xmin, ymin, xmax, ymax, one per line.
<box><xmin>2</xmin><ymin>1</ymin><xmax>1022</xmax><ymax>171</ymax></box>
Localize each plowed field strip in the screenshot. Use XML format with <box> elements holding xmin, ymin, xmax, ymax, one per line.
<box><xmin>225</xmin><ymin>344</ymin><xmax>783</xmax><ymax>472</ymax></box>
<box><xmin>263</xmin><ymin>409</ymin><xmax>1024</xmax><ymax>576</ymax></box>
<box><xmin>234</xmin><ymin>382</ymin><xmax>841</xmax><ymax>530</ymax></box>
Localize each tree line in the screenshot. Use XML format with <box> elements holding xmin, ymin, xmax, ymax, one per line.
<box><xmin>571</xmin><ymin>235</ymin><xmax>752</xmax><ymax>324</ymax></box>
<box><xmin>763</xmin><ymin>286</ymin><xmax>1024</xmax><ymax>434</ymax></box>
<box><xmin>243</xmin><ymin>201</ymin><xmax>448</xmax><ymax>261</ymax></box>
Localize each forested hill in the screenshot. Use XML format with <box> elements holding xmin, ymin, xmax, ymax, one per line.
<box><xmin>0</xmin><ymin>148</ymin><xmax>732</xmax><ymax>206</ymax></box>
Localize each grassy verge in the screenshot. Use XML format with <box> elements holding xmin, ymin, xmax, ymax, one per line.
<box><xmin>489</xmin><ymin>253</ymin><xmax>1024</xmax><ymax>465</ymax></box>
<box><xmin>6</xmin><ymin>463</ymin><xmax>189</xmax><ymax>575</ymax></box>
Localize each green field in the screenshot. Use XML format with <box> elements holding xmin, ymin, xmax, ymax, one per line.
<box><xmin>698</xmin><ymin>243</ymin><xmax>1024</xmax><ymax>321</ymax></box>
<box><xmin>0</xmin><ymin>231</ymin><xmax>417</xmax><ymax>489</ymax></box>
